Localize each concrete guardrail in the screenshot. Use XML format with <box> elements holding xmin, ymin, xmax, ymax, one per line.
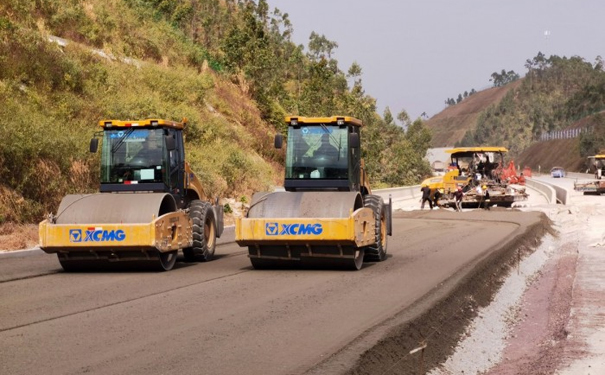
<box><xmin>524</xmin><ymin>178</ymin><xmax>557</xmax><ymax>204</ymax></box>
<box><xmin>550</xmin><ymin>183</ymin><xmax>569</xmax><ymax>205</ymax></box>
<box><xmin>528</xmin><ymin>176</ymin><xmax>570</xmax><ymax>205</ymax></box>
<box><xmin>373</xmin><ymin>185</ymin><xmax>421</xmax><ymax>204</ymax></box>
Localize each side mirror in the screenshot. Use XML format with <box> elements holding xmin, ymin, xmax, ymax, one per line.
<box><xmin>89</xmin><ymin>138</ymin><xmax>99</xmax><ymax>153</ymax></box>
<box><xmin>349</xmin><ymin>133</ymin><xmax>360</xmax><ymax>149</ymax></box>
<box><xmin>274</xmin><ymin>134</ymin><xmax>283</xmax><ymax>149</ymax></box>
<box><xmin>165</xmin><ymin>134</ymin><xmax>176</xmax><ymax>151</ymax></box>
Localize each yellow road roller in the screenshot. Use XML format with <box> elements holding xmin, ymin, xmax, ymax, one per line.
<box><xmin>39</xmin><ymin>119</ymin><xmax>224</xmax><ymax>271</ymax></box>
<box><xmin>235</xmin><ymin>116</ymin><xmax>392</xmax><ymax>270</ymax></box>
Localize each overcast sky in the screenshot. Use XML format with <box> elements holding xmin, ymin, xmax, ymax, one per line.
<box><xmin>267</xmin><ymin>0</ymin><xmax>605</xmax><ymax>122</ymax></box>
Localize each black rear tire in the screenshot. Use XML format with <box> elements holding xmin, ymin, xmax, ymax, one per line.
<box><xmin>364</xmin><ymin>195</ymin><xmax>387</xmax><ymax>262</ymax></box>
<box><xmin>183</xmin><ymin>200</ymin><xmax>217</xmax><ymax>262</ymax></box>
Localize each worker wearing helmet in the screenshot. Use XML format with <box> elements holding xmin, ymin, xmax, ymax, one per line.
<box><xmin>482</xmin><ymin>185</ymin><xmax>490</xmax><ymax>210</ymax></box>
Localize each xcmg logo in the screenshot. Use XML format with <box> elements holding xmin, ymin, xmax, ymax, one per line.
<box><xmin>265</xmin><ymin>223</ymin><xmax>323</xmax><ymax>236</ymax></box>
<box><xmin>69</xmin><ymin>228</ymin><xmax>126</xmax><ymax>243</ymax></box>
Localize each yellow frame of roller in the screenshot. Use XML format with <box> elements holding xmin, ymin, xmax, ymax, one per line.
<box><xmin>235</xmin><ymin>207</ymin><xmax>375</xmax><ymax>248</ymax></box>
<box><xmin>39</xmin><ymin>210</ymin><xmax>193</xmax><ymax>253</ymax></box>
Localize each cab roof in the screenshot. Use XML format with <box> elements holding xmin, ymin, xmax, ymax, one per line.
<box><xmin>446</xmin><ymin>146</ymin><xmax>508</xmax><ymax>154</ymax></box>
<box><xmin>285</xmin><ymin>116</ymin><xmax>363</xmax><ymax>127</ymax></box>
<box><xmin>98</xmin><ymin>119</ymin><xmax>187</xmax><ymax>130</ymax></box>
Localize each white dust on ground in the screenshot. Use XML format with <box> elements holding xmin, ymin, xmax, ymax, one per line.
<box><xmin>425</xmin><ymin>194</ymin><xmax>605</xmax><ymax>374</ymax></box>
<box><xmin>556</xmin><ymin>199</ymin><xmax>605</xmax><ymax>375</ymax></box>
<box><xmin>427</xmin><ymin>232</ymin><xmax>558</xmax><ymax>375</ymax></box>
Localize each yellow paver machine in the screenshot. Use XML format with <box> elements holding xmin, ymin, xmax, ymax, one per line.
<box><xmin>235</xmin><ymin>116</ymin><xmax>392</xmax><ymax>270</ymax></box>
<box><xmin>574</xmin><ymin>154</ymin><xmax>605</xmax><ymax>195</ymax></box>
<box><xmin>422</xmin><ymin>146</ymin><xmax>528</xmax><ymax>208</ymax></box>
<box><xmin>39</xmin><ymin>119</ymin><xmax>224</xmax><ymax>271</ymax></box>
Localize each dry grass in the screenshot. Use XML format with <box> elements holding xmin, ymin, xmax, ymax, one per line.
<box><xmin>0</xmin><ymin>223</ymin><xmax>39</xmax><ymax>251</ymax></box>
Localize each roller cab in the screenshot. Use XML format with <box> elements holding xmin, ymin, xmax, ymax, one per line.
<box><xmin>235</xmin><ymin>116</ymin><xmax>392</xmax><ymax>270</ymax></box>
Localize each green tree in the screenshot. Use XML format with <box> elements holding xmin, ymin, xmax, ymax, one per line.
<box><xmin>383</xmin><ymin>107</ymin><xmax>394</xmax><ymax>126</ymax></box>
<box><xmin>397</xmin><ymin>109</ymin><xmax>410</xmax><ymax>128</ymax></box>
<box><xmin>405</xmin><ymin>118</ymin><xmax>432</xmax><ymax>155</ymax></box>
<box><xmin>307</xmin><ymin>31</ymin><xmax>338</xmax><ymax>60</ymax></box>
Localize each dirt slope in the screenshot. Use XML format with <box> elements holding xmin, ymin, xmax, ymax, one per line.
<box><xmin>426</xmin><ymin>81</ymin><xmax>522</xmax><ymax>147</ymax></box>
<box><xmin>517</xmin><ymin>138</ymin><xmax>586</xmax><ymax>173</ymax></box>
<box><xmin>425</xmin><ymin>79</ymin><xmax>590</xmax><ymax>173</ymax></box>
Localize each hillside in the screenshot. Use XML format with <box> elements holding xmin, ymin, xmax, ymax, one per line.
<box><xmin>425</xmin><ymin>81</ymin><xmax>521</xmax><ymax>147</ymax></box>
<box><xmin>0</xmin><ymin>0</ymin><xmax>433</xmax><ymax>225</ymax></box>
<box><xmin>425</xmin><ymin>53</ymin><xmax>605</xmax><ymax>172</ymax></box>
<box><xmin>517</xmin><ymin>112</ymin><xmax>605</xmax><ymax>173</ymax></box>
<box><xmin>517</xmin><ymin>139</ymin><xmax>585</xmax><ymax>173</ymax></box>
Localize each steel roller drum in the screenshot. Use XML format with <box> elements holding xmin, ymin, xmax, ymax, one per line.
<box><xmin>247</xmin><ymin>191</ymin><xmax>362</xmax><ymax>219</ymax></box>
<box><xmin>55</xmin><ymin>193</ymin><xmax>177</xmax><ymax>224</ymax></box>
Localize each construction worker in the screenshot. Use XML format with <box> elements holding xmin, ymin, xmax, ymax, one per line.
<box><xmin>420</xmin><ymin>184</ymin><xmax>433</xmax><ymax>210</ymax></box>
<box><xmin>432</xmin><ymin>188</ymin><xmax>443</xmax><ymax>208</ymax></box>
<box><xmin>454</xmin><ymin>187</ymin><xmax>464</xmax><ymax>212</ymax></box>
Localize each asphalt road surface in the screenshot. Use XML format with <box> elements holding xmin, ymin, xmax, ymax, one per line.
<box><xmin>0</xmin><ymin>208</ymin><xmax>547</xmax><ymax>375</ymax></box>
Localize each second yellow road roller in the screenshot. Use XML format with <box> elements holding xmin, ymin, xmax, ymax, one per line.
<box><xmin>235</xmin><ymin>116</ymin><xmax>392</xmax><ymax>270</ymax></box>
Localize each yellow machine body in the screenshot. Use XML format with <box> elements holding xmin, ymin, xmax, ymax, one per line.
<box><xmin>422</xmin><ymin>146</ymin><xmax>529</xmax><ymax>208</ymax></box>
<box><xmin>575</xmin><ymin>154</ymin><xmax>605</xmax><ymax>194</ymax></box>
<box><xmin>39</xmin><ymin>193</ymin><xmax>193</xmax><ymax>261</ymax></box>
<box><xmin>236</xmin><ymin>207</ymin><xmax>375</xmax><ymax>249</ymax></box>
<box><xmin>422</xmin><ymin>147</ymin><xmax>509</xmax><ymax>193</ymax></box>
<box><xmin>39</xmin><ymin>118</ymin><xmax>224</xmax><ymax>271</ymax></box>
<box><xmin>235</xmin><ymin>116</ymin><xmax>391</xmax><ymax>270</ymax></box>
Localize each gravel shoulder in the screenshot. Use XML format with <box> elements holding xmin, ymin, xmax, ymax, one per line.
<box><xmin>346</xmin><ymin>187</ymin><xmax>605</xmax><ymax>375</ymax></box>
<box><xmin>479</xmin><ymin>184</ymin><xmax>605</xmax><ymax>375</ymax></box>
<box><xmin>307</xmin><ymin>208</ymin><xmax>552</xmax><ymax>375</ymax></box>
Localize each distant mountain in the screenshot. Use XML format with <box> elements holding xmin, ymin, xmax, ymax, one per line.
<box><xmin>423</xmin><ymin>53</ymin><xmax>605</xmax><ymax>173</ymax></box>
<box><xmin>424</xmin><ymin>81</ymin><xmax>521</xmax><ymax>147</ymax></box>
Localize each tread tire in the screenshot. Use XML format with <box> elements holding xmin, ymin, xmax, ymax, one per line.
<box><xmin>364</xmin><ymin>195</ymin><xmax>387</xmax><ymax>262</ymax></box>
<box><xmin>183</xmin><ymin>200</ymin><xmax>216</xmax><ymax>262</ymax></box>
